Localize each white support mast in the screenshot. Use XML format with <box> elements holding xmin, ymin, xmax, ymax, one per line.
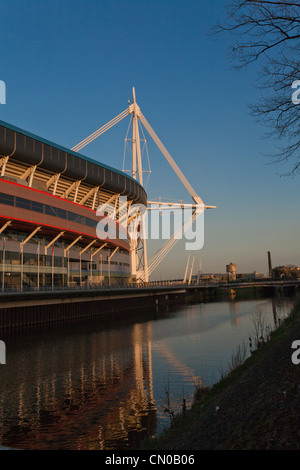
<box><xmin>188</xmin><ymin>256</ymin><xmax>195</xmax><ymax>285</ymax></box>
<box><xmin>71</xmin><ymin>86</ymin><xmax>216</xmax><ymax>284</ymax></box>
<box><xmin>129</xmin><ymin>87</ymin><xmax>149</xmax><ymax>283</ymax></box>
<box><xmin>197</xmin><ymin>258</ymin><xmax>202</xmax><ymax>284</ymax></box>
<box><xmin>183</xmin><ymin>255</ymin><xmax>190</xmax><ymax>284</ymax></box>
<box><xmin>139</xmin><ymin>113</ymin><xmax>204</xmax><ymax>206</ymax></box>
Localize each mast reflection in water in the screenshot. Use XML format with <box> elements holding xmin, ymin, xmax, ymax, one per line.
<box><xmin>0</xmin><ymin>296</ymin><xmax>295</xmax><ymax>450</ymax></box>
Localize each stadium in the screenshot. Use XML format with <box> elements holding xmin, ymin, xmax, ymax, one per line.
<box><xmin>0</xmin><ymin>119</ymin><xmax>147</xmax><ymax>289</ymax></box>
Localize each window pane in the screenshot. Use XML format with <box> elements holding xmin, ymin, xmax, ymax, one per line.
<box><xmin>68</xmin><ymin>212</ymin><xmax>85</xmax><ymax>224</ymax></box>
<box><xmin>45</xmin><ymin>205</ymin><xmax>58</xmax><ymax>217</ymax></box>
<box><xmin>67</xmin><ymin>212</ymin><xmax>78</xmax><ymax>222</ymax></box>
<box><xmin>31</xmin><ymin>201</ymin><xmax>44</xmax><ymax>213</ymax></box>
<box><xmin>16</xmin><ymin>197</ymin><xmax>31</xmax><ymax>210</ymax></box>
<box><xmin>86</xmin><ymin>218</ymin><xmax>96</xmax><ymax>228</ymax></box>
<box><xmin>0</xmin><ymin>193</ymin><xmax>14</xmax><ymax>206</ymax></box>
<box><xmin>56</xmin><ymin>208</ymin><xmax>66</xmax><ymax>219</ymax></box>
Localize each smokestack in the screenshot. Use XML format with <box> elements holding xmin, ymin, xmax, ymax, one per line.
<box><xmin>268</xmin><ymin>251</ymin><xmax>273</xmax><ymax>278</ymax></box>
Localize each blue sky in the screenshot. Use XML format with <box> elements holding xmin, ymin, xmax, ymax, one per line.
<box><xmin>1</xmin><ymin>0</ymin><xmax>299</xmax><ymax>279</ymax></box>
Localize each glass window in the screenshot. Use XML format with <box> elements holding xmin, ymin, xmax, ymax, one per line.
<box><xmin>45</xmin><ymin>205</ymin><xmax>58</xmax><ymax>217</ymax></box>
<box><xmin>67</xmin><ymin>211</ymin><xmax>78</xmax><ymax>222</ymax></box>
<box><xmin>68</xmin><ymin>212</ymin><xmax>85</xmax><ymax>224</ymax></box>
<box><xmin>56</xmin><ymin>208</ymin><xmax>67</xmax><ymax>219</ymax></box>
<box><xmin>86</xmin><ymin>218</ymin><xmax>96</xmax><ymax>228</ymax></box>
<box><xmin>31</xmin><ymin>201</ymin><xmax>44</xmax><ymax>213</ymax></box>
<box><xmin>16</xmin><ymin>197</ymin><xmax>31</xmax><ymax>210</ymax></box>
<box><xmin>44</xmin><ymin>205</ymin><xmax>66</xmax><ymax>219</ymax></box>
<box><xmin>0</xmin><ymin>193</ymin><xmax>14</xmax><ymax>206</ymax></box>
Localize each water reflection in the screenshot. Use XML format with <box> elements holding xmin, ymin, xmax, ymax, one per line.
<box><xmin>0</xmin><ymin>316</ymin><xmax>161</xmax><ymax>449</ymax></box>
<box><xmin>0</xmin><ymin>296</ymin><xmax>295</xmax><ymax>450</ymax></box>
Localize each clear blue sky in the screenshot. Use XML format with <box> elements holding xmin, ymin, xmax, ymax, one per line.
<box><xmin>1</xmin><ymin>0</ymin><xmax>299</xmax><ymax>279</ymax></box>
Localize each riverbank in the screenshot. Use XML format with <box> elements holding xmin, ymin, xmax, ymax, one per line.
<box><xmin>145</xmin><ymin>296</ymin><xmax>300</xmax><ymax>450</ymax></box>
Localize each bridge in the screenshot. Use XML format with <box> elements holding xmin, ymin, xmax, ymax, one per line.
<box><xmin>203</xmin><ymin>279</ymin><xmax>300</xmax><ymax>289</ymax></box>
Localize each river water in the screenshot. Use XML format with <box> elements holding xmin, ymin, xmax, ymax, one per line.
<box><xmin>0</xmin><ymin>295</ymin><xmax>295</xmax><ymax>450</ymax></box>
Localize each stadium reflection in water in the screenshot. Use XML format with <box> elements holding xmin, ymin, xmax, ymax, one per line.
<box><xmin>0</xmin><ymin>312</ymin><xmax>160</xmax><ymax>450</ymax></box>
<box><xmin>0</xmin><ymin>297</ymin><xmax>295</xmax><ymax>450</ymax></box>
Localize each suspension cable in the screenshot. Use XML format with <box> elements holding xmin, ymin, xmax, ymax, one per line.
<box><xmin>72</xmin><ymin>108</ymin><xmax>130</xmax><ymax>152</ymax></box>
<box><xmin>147</xmin><ymin>211</ymin><xmax>198</xmax><ymax>274</ymax></box>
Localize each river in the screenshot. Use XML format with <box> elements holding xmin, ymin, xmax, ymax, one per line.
<box><xmin>0</xmin><ymin>295</ymin><xmax>295</xmax><ymax>450</ymax></box>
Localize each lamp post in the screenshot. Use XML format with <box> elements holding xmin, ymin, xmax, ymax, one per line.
<box><xmin>67</xmin><ymin>250</ymin><xmax>70</xmax><ymax>287</ymax></box>
<box><xmin>100</xmin><ymin>254</ymin><xmax>102</xmax><ymax>286</ymax></box>
<box><xmin>79</xmin><ymin>248</ymin><xmax>82</xmax><ymax>287</ymax></box>
<box><xmin>52</xmin><ymin>246</ymin><xmax>54</xmax><ymax>290</ymax></box>
<box><xmin>90</xmin><ymin>252</ymin><xmax>92</xmax><ymax>285</ymax></box>
<box><xmin>37</xmin><ymin>242</ymin><xmax>40</xmax><ymax>289</ymax></box>
<box><xmin>2</xmin><ymin>238</ymin><xmax>5</xmax><ymax>292</ymax></box>
<box><xmin>20</xmin><ymin>246</ymin><xmax>23</xmax><ymax>292</ymax></box>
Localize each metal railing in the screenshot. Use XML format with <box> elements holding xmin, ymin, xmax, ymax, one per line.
<box><xmin>0</xmin><ymin>280</ymin><xmax>190</xmax><ymax>294</ymax></box>
<box><xmin>1</xmin><ymin>277</ymin><xmax>298</xmax><ymax>295</ymax></box>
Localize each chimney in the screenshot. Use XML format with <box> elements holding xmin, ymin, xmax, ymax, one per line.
<box><xmin>268</xmin><ymin>251</ymin><xmax>273</xmax><ymax>278</ymax></box>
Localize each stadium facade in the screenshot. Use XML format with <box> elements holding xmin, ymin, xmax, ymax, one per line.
<box><xmin>0</xmin><ymin>120</ymin><xmax>147</xmax><ymax>289</ymax></box>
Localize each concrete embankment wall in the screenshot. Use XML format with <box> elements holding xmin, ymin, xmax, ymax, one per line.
<box><xmin>0</xmin><ymin>282</ymin><xmax>299</xmax><ymax>329</ymax></box>
<box><xmin>0</xmin><ymin>287</ymin><xmax>187</xmax><ymax>328</ymax></box>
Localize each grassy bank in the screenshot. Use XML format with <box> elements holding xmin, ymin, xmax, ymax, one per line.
<box><xmin>143</xmin><ymin>296</ymin><xmax>300</xmax><ymax>450</ymax></box>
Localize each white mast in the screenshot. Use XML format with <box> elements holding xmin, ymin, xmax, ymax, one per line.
<box><xmin>71</xmin><ymin>86</ymin><xmax>216</xmax><ymax>284</ymax></box>
<box><xmin>129</xmin><ymin>88</ymin><xmax>149</xmax><ymax>283</ymax></box>
<box><xmin>183</xmin><ymin>255</ymin><xmax>190</xmax><ymax>284</ymax></box>
<box><xmin>188</xmin><ymin>256</ymin><xmax>195</xmax><ymax>285</ymax></box>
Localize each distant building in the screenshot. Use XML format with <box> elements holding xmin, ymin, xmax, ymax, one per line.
<box><xmin>273</xmin><ymin>265</ymin><xmax>300</xmax><ymax>280</ymax></box>
<box><xmin>236</xmin><ymin>271</ymin><xmax>264</xmax><ymax>281</ymax></box>
<box><xmin>196</xmin><ymin>273</ymin><xmax>227</xmax><ymax>283</ymax></box>
<box><xmin>226</xmin><ymin>262</ymin><xmax>237</xmax><ymax>281</ymax></box>
<box><xmin>191</xmin><ymin>269</ymin><xmax>265</xmax><ymax>285</ymax></box>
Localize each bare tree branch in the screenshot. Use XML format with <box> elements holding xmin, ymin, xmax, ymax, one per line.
<box><xmin>214</xmin><ymin>1</ymin><xmax>300</xmax><ymax>174</ymax></box>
